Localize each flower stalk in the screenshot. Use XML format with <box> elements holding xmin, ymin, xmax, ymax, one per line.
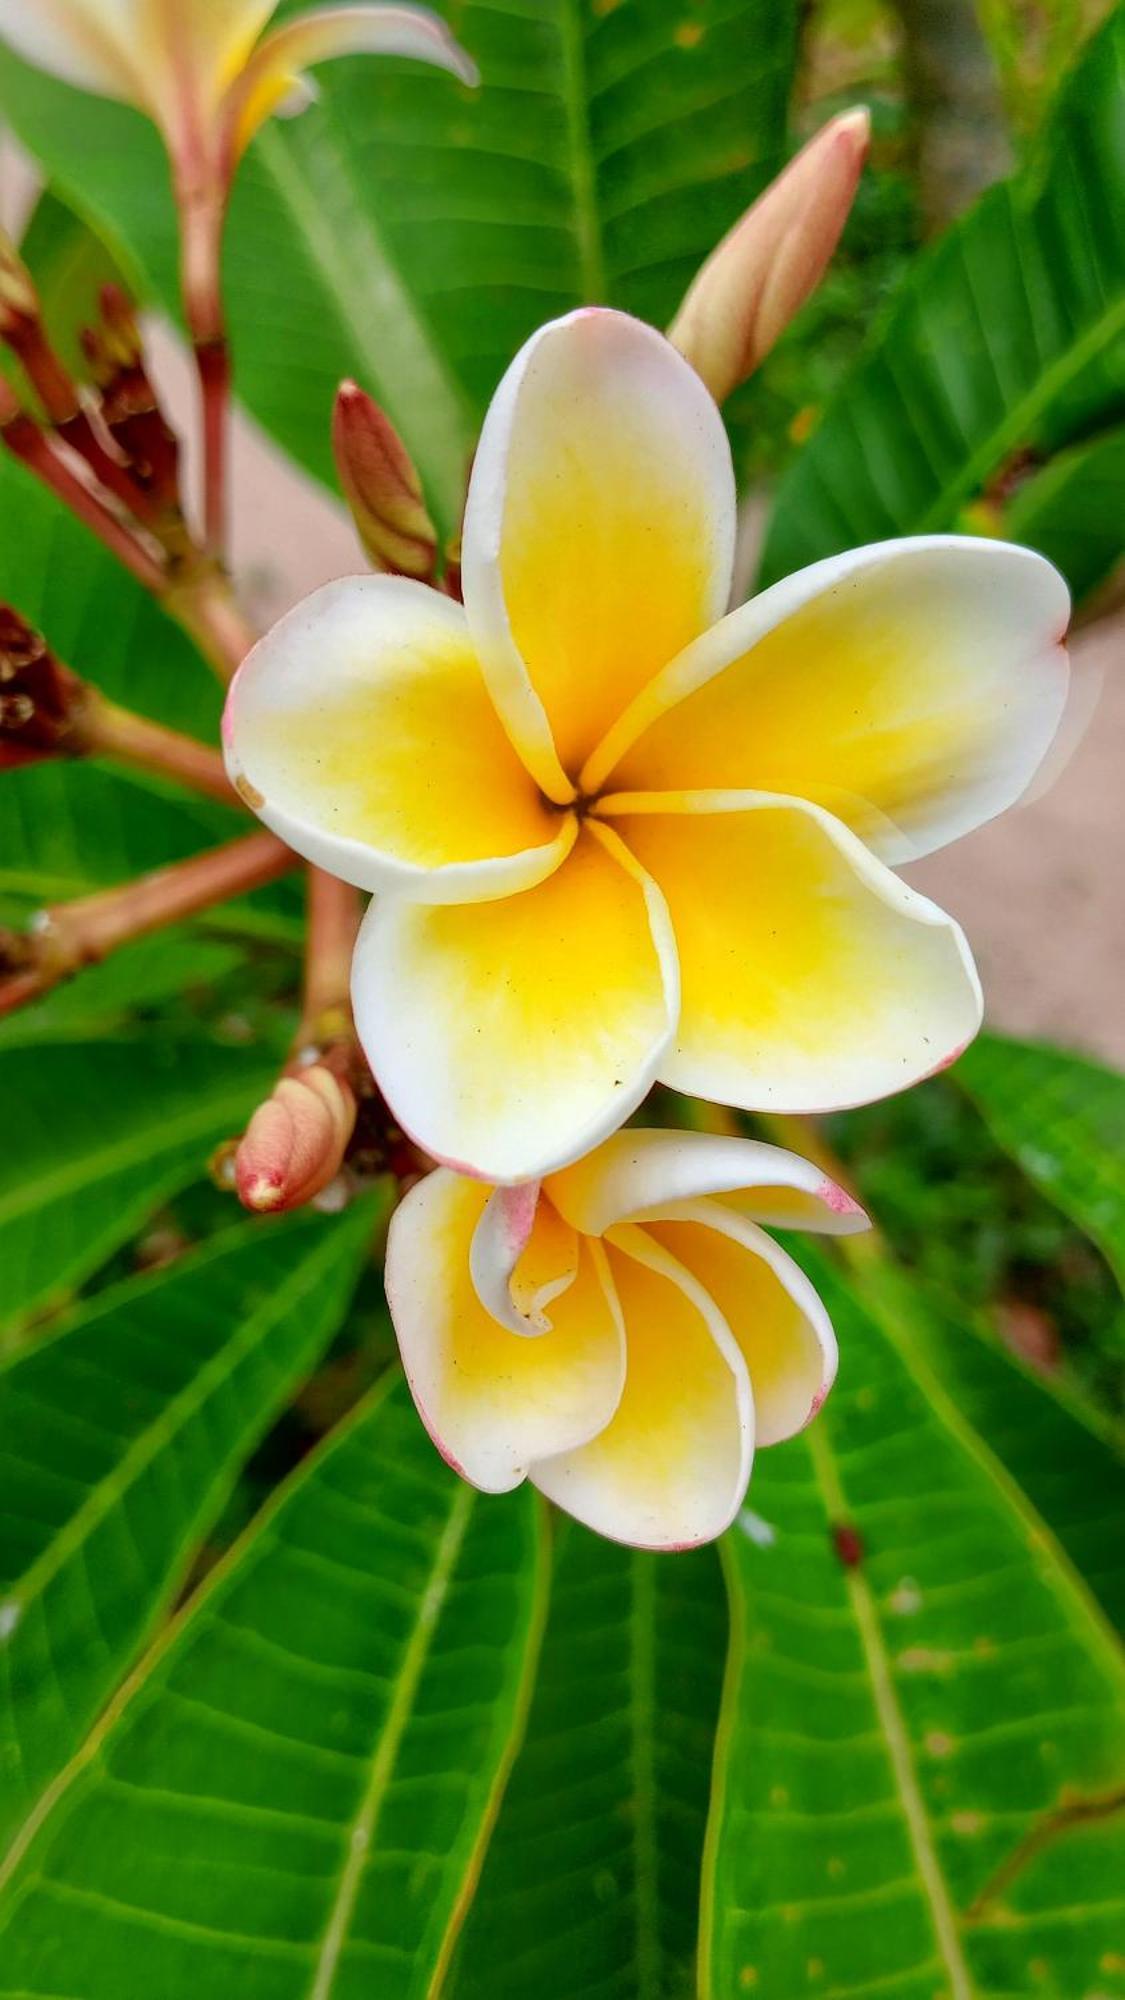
<box><xmin>0</xmin><ymin>607</ymin><xmax>237</xmax><ymax>800</ymax></box>
<box><xmin>0</xmin><ymin>829</ymin><xmax>295</xmax><ymax>1015</ymax></box>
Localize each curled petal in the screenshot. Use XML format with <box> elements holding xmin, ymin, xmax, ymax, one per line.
<box><xmin>470</xmin><ymin>1184</ymin><xmax>581</xmax><ymax>1335</ymax></box>
<box><xmin>235</xmin><ymin>1063</ymin><xmax>356</xmax><ymax>1213</ymax></box>
<box><xmin>669</xmin><ymin>107</ymin><xmax>870</xmax><ymax>402</ymax></box>
<box><xmin>226</xmin><ymin>4</ymin><xmax>478</xmax><ymax>155</ymax></box>
<box><xmin>645</xmin><ymin>1201</ymin><xmax>837</xmax><ymax>1446</ymax></box>
<box><xmin>351</xmin><ymin>823</ymin><xmax>679</xmax><ymax>1183</ymax></box>
<box><xmin>547</xmin><ymin>1127</ymin><xmax>867</xmax><ymax>1238</ymax></box>
<box><xmin>533</xmin><ymin>1224</ymin><xmax>753</xmax><ymax>1550</ymax></box>
<box><xmin>600</xmin><ymin>789</ymin><xmax>982</xmax><ymax>1113</ymax></box>
<box><xmin>586</xmin><ymin>537</ymin><xmax>1070</xmax><ymax>860</ymax></box>
<box><xmin>224</xmin><ymin>576</ymin><xmax>571</xmax><ymax>903</ymax></box>
<box><xmin>462</xmin><ymin>307</ymin><xmax>735</xmax><ymax>798</ymax></box>
<box><xmin>385</xmin><ymin>1170</ymin><xmax>625</xmax><ymax>1492</ymax></box>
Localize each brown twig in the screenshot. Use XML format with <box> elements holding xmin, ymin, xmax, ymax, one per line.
<box><xmin>300</xmin><ymin>866</ymin><xmax>362</xmax><ymax>1051</ymax></box>
<box><xmin>84</xmin><ymin>693</ymin><xmax>236</xmax><ymax>803</ymax></box>
<box><xmin>0</xmin><ymin>829</ymin><xmax>295</xmax><ymax>1015</ymax></box>
<box><xmin>0</xmin><ymin>382</ymin><xmax>166</xmax><ymax>593</ymax></box>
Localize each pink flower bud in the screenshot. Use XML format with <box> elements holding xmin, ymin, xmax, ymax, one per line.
<box><xmin>332</xmin><ymin>381</ymin><xmax>438</xmax><ymax>580</ymax></box>
<box><xmin>668</xmin><ymin>108</ymin><xmax>871</xmax><ymax>404</ymax></box>
<box><xmin>235</xmin><ymin>1064</ymin><xmax>357</xmax><ymax>1215</ymax></box>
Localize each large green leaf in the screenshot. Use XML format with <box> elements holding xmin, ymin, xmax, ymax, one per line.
<box><xmin>0</xmin><ymin>1036</ymin><xmax>278</xmax><ymax>1332</ymax></box>
<box><xmin>759</xmin><ymin>4</ymin><xmax>1125</xmax><ymax>587</ymax></box>
<box><xmin>702</xmin><ymin>1247</ymin><xmax>1125</xmax><ymax>1998</ymax></box>
<box><xmin>0</xmin><ymin>1202</ymin><xmax>376</xmax><ymax>1858</ymax></box>
<box><xmin>18</xmin><ymin>189</ymin><xmax>131</xmax><ymax>388</ymax></box>
<box><xmin>1004</xmin><ymin>423</ymin><xmax>1125</xmax><ymax>603</ymax></box>
<box><xmin>0</xmin><ymin>452</ymin><xmax>218</xmax><ymax>741</ymax></box>
<box><xmin>0</xmin><ymin>2</ymin><xmax>799</xmax><ymax>532</ymax></box>
<box><xmin>956</xmin><ymin>1033</ymin><xmax>1125</xmax><ymax>1292</ymax></box>
<box><xmin>450</xmin><ymin>1522</ymin><xmax>726</xmax><ymax>1999</ymax></box>
<box><xmin>0</xmin><ymin>1375</ymin><xmax>545</xmax><ymax>1998</ymax></box>
<box><xmin>0</xmin><ymin>932</ymin><xmax>247</xmax><ymax>1049</ymax></box>
<box><xmin>0</xmin><ymin>443</ymin><xmax>301</xmax><ymax>960</ymax></box>
<box><xmin>857</xmin><ymin>1258</ymin><xmax>1125</xmax><ymax>1635</ymax></box>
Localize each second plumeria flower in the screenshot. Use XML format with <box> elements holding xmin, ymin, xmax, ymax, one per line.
<box><xmin>0</xmin><ymin>3</ymin><xmax>476</xmax><ymax>344</ymax></box>
<box><xmin>385</xmin><ymin>1129</ymin><xmax>868</xmax><ymax>1549</ymax></box>
<box><xmin>225</xmin><ymin>307</ymin><xmax>1071</xmax><ymax>1184</ymax></box>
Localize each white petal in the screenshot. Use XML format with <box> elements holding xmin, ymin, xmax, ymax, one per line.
<box><xmin>223</xmin><ymin>574</ymin><xmax>572</xmax><ymax>903</ymax></box>
<box><xmin>643</xmin><ymin>1200</ymin><xmax>837</xmax><ymax>1446</ymax></box>
<box><xmin>385</xmin><ymin>1170</ymin><xmax>625</xmax><ymax>1492</ymax></box>
<box><xmin>587</xmin><ymin>535</ymin><xmax>1070</xmax><ymax>863</ymax></box>
<box><xmin>547</xmin><ymin>1127</ymin><xmax>868</xmax><ymax>1237</ymax></box>
<box><xmin>351</xmin><ymin>824</ymin><xmax>679</xmax><ymax>1183</ymax></box>
<box><xmin>532</xmin><ymin>1223</ymin><xmax>753</xmax><ymax>1550</ymax></box>
<box><xmin>461</xmin><ymin>307</ymin><xmax>735</xmax><ymax>800</ymax></box>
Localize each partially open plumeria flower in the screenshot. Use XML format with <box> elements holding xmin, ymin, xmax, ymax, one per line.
<box><xmin>0</xmin><ymin>2</ymin><xmax>474</xmax><ymax>340</ymax></box>
<box><xmin>386</xmin><ymin>1128</ymin><xmax>868</xmax><ymax>1549</ymax></box>
<box><xmin>225</xmin><ymin>307</ymin><xmax>1071</xmax><ymax>1185</ymax></box>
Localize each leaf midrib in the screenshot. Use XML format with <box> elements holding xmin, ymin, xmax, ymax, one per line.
<box><xmin>253</xmin><ymin>120</ymin><xmax>475</xmax><ymax>538</ymax></box>
<box><xmin>558</xmin><ymin>0</ymin><xmax>606</xmax><ymax>303</ymax></box>
<box><xmin>305</xmin><ymin>1483</ymin><xmax>475</xmax><ymax>2000</ymax></box>
<box><xmin>6</xmin><ymin>1226</ymin><xmax>353</xmax><ymax>1613</ymax></box>
<box><xmin>629</xmin><ymin>1551</ymin><xmax>661</xmax><ymax>2000</ymax></box>
<box><xmin>914</xmin><ymin>281</ymin><xmax>1125</xmax><ymax>534</ymax></box>
<box><xmin>804</xmin><ymin>1418</ymin><xmax>975</xmax><ymax>2000</ymax></box>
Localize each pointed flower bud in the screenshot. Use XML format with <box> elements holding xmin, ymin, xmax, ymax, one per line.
<box><xmin>668</xmin><ymin>107</ymin><xmax>871</xmax><ymax>404</ymax></box>
<box><xmin>333</xmin><ymin>381</ymin><xmax>438</xmax><ymax>580</ymax></box>
<box><xmin>234</xmin><ymin>1063</ymin><xmax>358</xmax><ymax>1215</ymax></box>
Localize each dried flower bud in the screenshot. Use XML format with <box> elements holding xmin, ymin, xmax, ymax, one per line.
<box><xmin>0</xmin><ymin>607</ymin><xmax>89</xmax><ymax>769</ymax></box>
<box><xmin>80</xmin><ymin>286</ymin><xmax>182</xmax><ymax>517</ymax></box>
<box><xmin>234</xmin><ymin>1064</ymin><xmax>358</xmax><ymax>1214</ymax></box>
<box><xmin>669</xmin><ymin>108</ymin><xmax>871</xmax><ymax>404</ymax></box>
<box><xmin>333</xmin><ymin>381</ymin><xmax>438</xmax><ymax>580</ymax></box>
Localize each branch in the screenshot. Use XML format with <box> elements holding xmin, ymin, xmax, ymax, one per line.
<box><xmin>0</xmin><ymin>383</ymin><xmax>166</xmax><ymax>593</ymax></box>
<box><xmin>84</xmin><ymin>693</ymin><xmax>236</xmax><ymax>803</ymax></box>
<box><xmin>0</xmin><ymin>830</ymin><xmax>295</xmax><ymax>1014</ymax></box>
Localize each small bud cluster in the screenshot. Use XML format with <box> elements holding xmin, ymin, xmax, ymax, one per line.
<box><xmin>0</xmin><ymin>608</ymin><xmax>89</xmax><ymax>771</ymax></box>
<box><xmin>81</xmin><ymin>286</ymin><xmax>185</xmax><ymax>534</ymax></box>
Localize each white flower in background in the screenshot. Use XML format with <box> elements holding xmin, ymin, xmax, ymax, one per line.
<box><xmin>0</xmin><ymin>3</ymin><xmax>476</xmax><ymax>338</ymax></box>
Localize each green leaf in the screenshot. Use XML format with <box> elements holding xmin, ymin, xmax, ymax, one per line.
<box><xmin>856</xmin><ymin>1258</ymin><xmax>1125</xmax><ymax>1635</ymax></box>
<box><xmin>0</xmin><ymin>452</ymin><xmax>218</xmax><ymax>741</ymax></box>
<box><xmin>759</xmin><ymin>4</ymin><xmax>1125</xmax><ymax>587</ymax></box>
<box><xmin>0</xmin><ymin>1035</ymin><xmax>278</xmax><ymax>1332</ymax></box>
<box><xmin>0</xmin><ymin>1202</ymin><xmax>376</xmax><ymax>1858</ymax></box>
<box><xmin>956</xmin><ymin>1033</ymin><xmax>1125</xmax><ymax>1293</ymax></box>
<box><xmin>0</xmin><ymin>1375</ymin><xmax>545</xmax><ymax>1998</ymax></box>
<box><xmin>0</xmin><ymin>2</ymin><xmax>800</xmax><ymax>531</ymax></box>
<box><xmin>19</xmin><ymin>189</ymin><xmax>131</xmax><ymax>386</ymax></box>
<box><xmin>450</xmin><ymin>1522</ymin><xmax>726</xmax><ymax>2000</ymax></box>
<box><xmin>1004</xmin><ymin>424</ymin><xmax>1125</xmax><ymax>603</ymax></box>
<box><xmin>702</xmin><ymin>1247</ymin><xmax>1125</xmax><ymax>1999</ymax></box>
<box><xmin>0</xmin><ymin>932</ymin><xmax>247</xmax><ymax>1049</ymax></box>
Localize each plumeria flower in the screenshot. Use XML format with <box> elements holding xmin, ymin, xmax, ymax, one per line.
<box><xmin>225</xmin><ymin>308</ymin><xmax>1071</xmax><ymax>1185</ymax></box>
<box><xmin>385</xmin><ymin>1127</ymin><xmax>868</xmax><ymax>1549</ymax></box>
<box><xmin>0</xmin><ymin>3</ymin><xmax>475</xmax><ymax>339</ymax></box>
